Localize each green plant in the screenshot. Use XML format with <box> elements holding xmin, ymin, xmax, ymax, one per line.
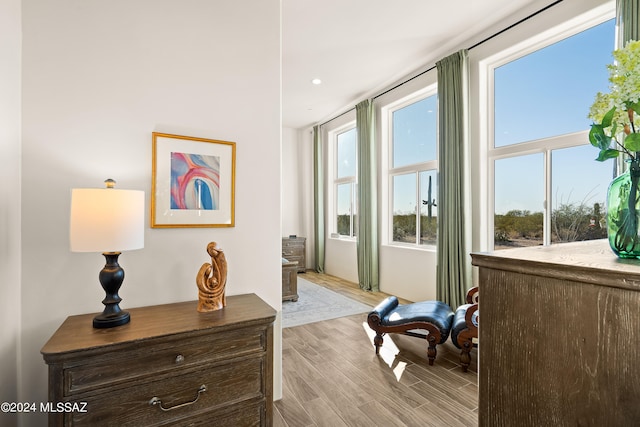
<box><xmin>588</xmin><ymin>40</ymin><xmax>640</xmax><ymax>161</ymax></box>
<box><xmin>588</xmin><ymin>40</ymin><xmax>640</xmax><ymax>256</ymax></box>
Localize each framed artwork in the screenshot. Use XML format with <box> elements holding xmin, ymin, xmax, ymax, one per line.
<box><xmin>151</xmin><ymin>132</ymin><xmax>236</xmax><ymax>228</ymax></box>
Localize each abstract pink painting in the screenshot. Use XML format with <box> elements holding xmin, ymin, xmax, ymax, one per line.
<box><xmin>170</xmin><ymin>152</ymin><xmax>220</xmax><ymax>210</ymax></box>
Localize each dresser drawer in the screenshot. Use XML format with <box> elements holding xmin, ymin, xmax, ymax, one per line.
<box><xmin>64</xmin><ymin>326</ymin><xmax>266</xmax><ymax>396</ymax></box>
<box><xmin>281</xmin><ymin>254</ymin><xmax>303</xmax><ymax>266</ymax></box>
<box><xmin>166</xmin><ymin>400</ymin><xmax>266</xmax><ymax>426</ymax></box>
<box><xmin>282</xmin><ymin>246</ymin><xmax>302</xmax><ymax>256</ymax></box>
<box><xmin>66</xmin><ymin>356</ymin><xmax>265</xmax><ymax>426</ymax></box>
<box><xmin>282</xmin><ymin>241</ymin><xmax>303</xmax><ymax>251</ymax></box>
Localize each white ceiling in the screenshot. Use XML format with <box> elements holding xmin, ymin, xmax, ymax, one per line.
<box><xmin>282</xmin><ymin>0</ymin><xmax>553</xmax><ymax>129</ymax></box>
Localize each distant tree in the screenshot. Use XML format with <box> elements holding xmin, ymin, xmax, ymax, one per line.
<box><xmin>337</xmin><ymin>214</ymin><xmax>351</xmax><ymax>236</ymax></box>
<box><xmin>552</xmin><ymin>201</ymin><xmax>606</xmax><ymax>242</ymax></box>
<box><xmin>495</xmin><ymin>210</ymin><xmax>543</xmax><ymax>240</ymax></box>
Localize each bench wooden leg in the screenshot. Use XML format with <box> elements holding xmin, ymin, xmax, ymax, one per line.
<box><xmin>460</xmin><ymin>340</ymin><xmax>472</xmax><ymax>372</ymax></box>
<box><xmin>374</xmin><ymin>333</ymin><xmax>384</xmax><ymax>355</ymax></box>
<box><xmin>427</xmin><ymin>335</ymin><xmax>437</xmax><ymax>365</ymax></box>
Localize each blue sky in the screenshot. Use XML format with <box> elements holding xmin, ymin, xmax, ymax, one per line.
<box><xmin>336</xmin><ymin>128</ymin><xmax>356</xmax><ymax>217</ymax></box>
<box><xmin>393</xmin><ymin>96</ymin><xmax>437</xmax><ymax>168</ymax></box>
<box><xmin>493</xmin><ymin>18</ymin><xmax>615</xmax><ymax>214</ymax></box>
<box><xmin>337</xmin><ymin>128</ymin><xmax>356</xmax><ymax>179</ymax></box>
<box><xmin>389</xmin><ymin>18</ymin><xmax>616</xmax><ymax>216</ymax></box>
<box><xmin>494</xmin><ymin>145</ymin><xmax>614</xmax><ymax>215</ymax></box>
<box><xmin>392</xmin><ymin>95</ymin><xmax>437</xmax><ymax>216</ymax></box>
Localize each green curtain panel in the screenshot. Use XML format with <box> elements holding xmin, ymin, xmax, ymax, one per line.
<box><xmin>313</xmin><ymin>125</ymin><xmax>325</xmax><ymax>273</ymax></box>
<box><xmin>618</xmin><ymin>0</ymin><xmax>640</xmax><ymax>44</ymax></box>
<box><xmin>356</xmin><ymin>99</ymin><xmax>379</xmax><ymax>291</ymax></box>
<box><xmin>436</xmin><ymin>50</ymin><xmax>471</xmax><ymax>308</ymax></box>
<box><xmin>615</xmin><ymin>0</ymin><xmax>640</xmax><ymax>176</ymax></box>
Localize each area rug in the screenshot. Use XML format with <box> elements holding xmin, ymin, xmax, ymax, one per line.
<box><xmin>282</xmin><ymin>278</ymin><xmax>373</xmax><ymax>328</ymax></box>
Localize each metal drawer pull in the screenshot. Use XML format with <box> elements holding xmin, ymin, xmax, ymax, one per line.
<box><xmin>149</xmin><ymin>384</ymin><xmax>207</xmax><ymax>411</ymax></box>
<box><xmin>175</xmin><ymin>354</ymin><xmax>184</xmax><ymax>363</ymax></box>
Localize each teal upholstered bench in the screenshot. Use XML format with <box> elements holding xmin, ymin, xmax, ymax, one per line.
<box><xmin>367</xmin><ymin>297</ymin><xmax>454</xmax><ymax>366</ymax></box>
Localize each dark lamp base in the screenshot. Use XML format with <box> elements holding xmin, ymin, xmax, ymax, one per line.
<box><xmin>94</xmin><ymin>252</ymin><xmax>131</xmax><ymax>329</ymax></box>
<box><xmin>93</xmin><ymin>311</ymin><xmax>130</xmax><ymax>329</ymax></box>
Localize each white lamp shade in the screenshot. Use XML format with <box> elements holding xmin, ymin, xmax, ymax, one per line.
<box><xmin>70</xmin><ymin>188</ymin><xmax>145</xmax><ymax>253</ymax></box>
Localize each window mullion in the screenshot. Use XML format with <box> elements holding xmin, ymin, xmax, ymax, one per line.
<box><xmin>415</xmin><ymin>172</ymin><xmax>421</xmax><ymax>245</ymax></box>
<box><xmin>543</xmin><ymin>150</ymin><xmax>552</xmax><ymax>246</ymax></box>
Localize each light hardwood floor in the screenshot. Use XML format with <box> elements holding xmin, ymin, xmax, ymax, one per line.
<box><xmin>274</xmin><ymin>271</ymin><xmax>478</xmax><ymax>427</ymax></box>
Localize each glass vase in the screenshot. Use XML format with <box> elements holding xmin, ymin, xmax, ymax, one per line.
<box><xmin>607</xmin><ymin>160</ymin><xmax>640</xmax><ymax>258</ymax></box>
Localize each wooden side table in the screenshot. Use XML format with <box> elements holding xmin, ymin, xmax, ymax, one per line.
<box><xmin>282</xmin><ymin>237</ymin><xmax>306</xmax><ymax>273</ymax></box>
<box><xmin>41</xmin><ymin>294</ymin><xmax>276</xmax><ymax>426</ymax></box>
<box><xmin>282</xmin><ymin>259</ymin><xmax>298</xmax><ymax>302</ymax></box>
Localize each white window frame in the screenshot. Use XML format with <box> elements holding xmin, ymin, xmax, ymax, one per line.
<box><xmin>383</xmin><ymin>84</ymin><xmax>439</xmax><ymax>248</ymax></box>
<box><xmin>329</xmin><ymin>122</ymin><xmax>357</xmax><ymax>239</ymax></box>
<box><xmin>483</xmin><ymin>10</ymin><xmax>615</xmax><ymax>250</ymax></box>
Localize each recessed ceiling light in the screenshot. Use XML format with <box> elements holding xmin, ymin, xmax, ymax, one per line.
<box><xmin>311</xmin><ymin>78</ymin><xmax>322</xmax><ymax>85</ymax></box>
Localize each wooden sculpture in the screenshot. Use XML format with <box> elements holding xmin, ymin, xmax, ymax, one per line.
<box><xmin>196</xmin><ymin>242</ymin><xmax>227</xmax><ymax>312</ymax></box>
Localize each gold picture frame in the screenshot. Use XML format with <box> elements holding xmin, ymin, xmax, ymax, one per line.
<box><xmin>151</xmin><ymin>132</ymin><xmax>236</xmax><ymax>228</ymax></box>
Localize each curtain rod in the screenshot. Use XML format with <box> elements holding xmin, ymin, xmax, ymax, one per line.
<box><xmin>318</xmin><ymin>0</ymin><xmax>565</xmax><ymax>128</ymax></box>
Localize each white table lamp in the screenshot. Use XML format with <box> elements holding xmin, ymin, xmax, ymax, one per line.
<box><xmin>70</xmin><ymin>179</ymin><xmax>144</xmax><ymax>328</ymax></box>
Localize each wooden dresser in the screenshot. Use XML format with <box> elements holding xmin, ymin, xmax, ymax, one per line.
<box><xmin>471</xmin><ymin>240</ymin><xmax>640</xmax><ymax>426</ymax></box>
<box><xmin>282</xmin><ymin>237</ymin><xmax>305</xmax><ymax>273</ymax></box>
<box><xmin>41</xmin><ymin>294</ymin><xmax>276</xmax><ymax>427</ymax></box>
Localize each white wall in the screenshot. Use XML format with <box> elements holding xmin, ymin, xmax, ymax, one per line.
<box><xmin>0</xmin><ymin>1</ymin><xmax>21</xmax><ymax>426</ymax></box>
<box><xmin>282</xmin><ymin>127</ymin><xmax>302</xmax><ymax>236</ymax></box>
<box><xmin>379</xmin><ymin>246</ymin><xmax>437</xmax><ymax>301</ymax></box>
<box><xmin>19</xmin><ymin>1</ymin><xmax>281</xmax><ymax>425</ymax></box>
<box><xmin>324</xmin><ymin>238</ymin><xmax>358</xmax><ymax>282</ymax></box>
<box><xmin>281</xmin><ymin>126</ymin><xmax>314</xmax><ymax>268</ymax></box>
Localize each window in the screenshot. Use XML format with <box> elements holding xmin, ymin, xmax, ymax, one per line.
<box><xmin>494</xmin><ymin>154</ymin><xmax>544</xmax><ymax>248</ymax></box>
<box><xmin>550</xmin><ymin>145</ymin><xmax>611</xmax><ymax>243</ymax></box>
<box><xmin>392</xmin><ymin>96</ymin><xmax>437</xmax><ymax>168</ymax></box>
<box><xmin>389</xmin><ymin>93</ymin><xmax>438</xmax><ymax>246</ymax></box>
<box><xmin>334</xmin><ymin>127</ymin><xmax>357</xmax><ymax>237</ymax></box>
<box><xmin>490</xmin><ymin>18</ymin><xmax>615</xmax><ymax>250</ymax></box>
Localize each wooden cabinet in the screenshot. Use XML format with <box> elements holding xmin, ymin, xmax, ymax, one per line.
<box><xmin>282</xmin><ymin>237</ymin><xmax>305</xmax><ymax>273</ymax></box>
<box><xmin>471</xmin><ymin>240</ymin><xmax>640</xmax><ymax>426</ymax></box>
<box><xmin>41</xmin><ymin>294</ymin><xmax>276</xmax><ymax>427</ymax></box>
<box><xmin>281</xmin><ymin>259</ymin><xmax>298</xmax><ymax>302</ymax></box>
